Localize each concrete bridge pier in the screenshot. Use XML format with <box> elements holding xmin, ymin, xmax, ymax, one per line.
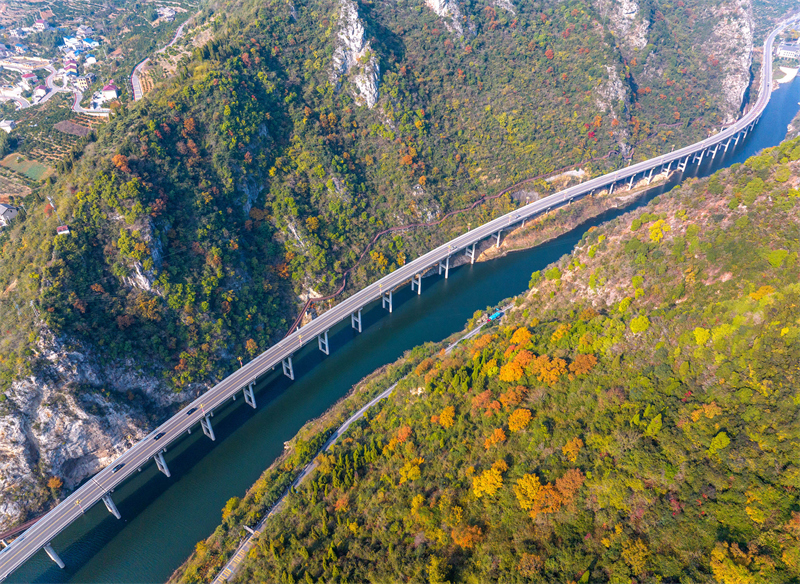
<box><xmin>351</xmin><ymin>309</ymin><xmax>362</xmax><ymax>332</ymax></box>
<box><xmin>495</xmin><ymin>231</ymin><xmax>502</xmax><ymax>247</ymax></box>
<box><xmin>382</xmin><ymin>290</ymin><xmax>393</xmax><ymax>313</ymax></box>
<box><xmin>410</xmin><ymin>273</ymin><xmax>422</xmax><ymax>295</ymax></box>
<box><xmin>645</xmin><ymin>167</ymin><xmax>655</xmax><ymax>185</ymax></box>
<box><xmin>201</xmin><ymin>414</ymin><xmax>216</xmax><ymax>441</ymax></box>
<box><xmin>710</xmin><ymin>143</ymin><xmax>720</xmax><ymax>159</ymax></box>
<box><xmin>317</xmin><ymin>330</ymin><xmax>329</xmax><ymax>355</ymax></box>
<box><xmin>243</xmin><ymin>381</ymin><xmax>256</xmax><ymax>408</ymax></box>
<box><xmin>733</xmin><ymin>132</ymin><xmax>741</xmax><ymax>147</ymax></box>
<box><xmin>282</xmin><ymin>356</ymin><xmax>295</xmax><ymax>379</ymax></box>
<box><xmin>627</xmin><ymin>175</ymin><xmax>635</xmax><ymax>191</ymax></box>
<box><xmin>154</xmin><ymin>450</ymin><xmax>171</xmax><ymax>477</ymax></box>
<box><xmin>723</xmin><ymin>137</ymin><xmax>732</xmax><ymax>152</ymax></box>
<box><xmin>44</xmin><ymin>542</ymin><xmax>65</xmax><ymax>569</ymax></box>
<box><xmin>465</xmin><ymin>243</ymin><xmax>477</xmax><ymax>264</ymax></box>
<box><xmin>438</xmin><ymin>256</ymin><xmax>450</xmax><ymax>279</ymax></box>
<box><xmin>678</xmin><ymin>157</ymin><xmax>688</xmax><ymax>172</ymax></box>
<box><xmin>102</xmin><ymin>493</ymin><xmax>121</xmax><ymax>519</ymax></box>
<box><xmin>608</xmin><ymin>182</ymin><xmax>615</xmax><ymax>195</ymax></box>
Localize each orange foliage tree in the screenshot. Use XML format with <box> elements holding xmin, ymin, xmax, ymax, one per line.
<box><xmin>508</xmin><ymin>408</ymin><xmax>532</xmax><ymax>432</ymax></box>
<box><xmin>451</xmin><ymin>525</ymin><xmax>484</xmax><ymax>549</ymax></box>
<box><xmin>484</xmin><ymin>427</ymin><xmax>507</xmax><ymax>449</ymax></box>
<box><xmin>569</xmin><ymin>354</ymin><xmax>598</xmax><ymax>375</ymax></box>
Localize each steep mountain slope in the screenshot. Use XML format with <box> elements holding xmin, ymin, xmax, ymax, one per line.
<box><xmin>174</xmin><ymin>137</ymin><xmax>800</xmax><ymax>583</ymax></box>
<box><xmin>0</xmin><ymin>0</ymin><xmax>785</xmax><ymax>529</ymax></box>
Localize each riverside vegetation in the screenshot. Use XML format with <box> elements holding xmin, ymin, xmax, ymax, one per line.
<box><xmin>0</xmin><ymin>0</ymin><xmax>795</xmax><ymax>531</ymax></box>
<box><xmin>172</xmin><ymin>138</ymin><xmax>800</xmax><ymax>583</ymax></box>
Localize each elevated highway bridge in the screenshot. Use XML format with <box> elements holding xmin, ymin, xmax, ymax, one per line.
<box><xmin>0</xmin><ymin>13</ymin><xmax>797</xmax><ymax>581</ymax></box>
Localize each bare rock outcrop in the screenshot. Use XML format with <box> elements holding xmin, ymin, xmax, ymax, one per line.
<box><xmin>0</xmin><ymin>332</ymin><xmax>196</xmax><ymax>532</ymax></box>
<box><xmin>331</xmin><ymin>0</ymin><xmax>380</xmax><ymax>108</ymax></box>
<box><xmin>710</xmin><ymin>0</ymin><xmax>754</xmax><ymax>123</ymax></box>
<box><xmin>425</xmin><ymin>0</ymin><xmax>465</xmax><ymax>36</ymax></box>
<box><xmin>593</xmin><ymin>0</ymin><xmax>649</xmax><ymax>53</ymax></box>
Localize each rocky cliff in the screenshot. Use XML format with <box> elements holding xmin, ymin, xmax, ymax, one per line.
<box><xmin>331</xmin><ymin>0</ymin><xmax>380</xmax><ymax>108</ymax></box>
<box><xmin>595</xmin><ymin>0</ymin><xmax>755</xmax><ymax>125</ymax></box>
<box><xmin>0</xmin><ymin>331</ymin><xmax>197</xmax><ymax>532</ymax></box>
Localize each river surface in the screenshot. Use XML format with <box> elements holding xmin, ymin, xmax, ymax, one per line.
<box><xmin>9</xmin><ymin>76</ymin><xmax>800</xmax><ymax>584</ymax></box>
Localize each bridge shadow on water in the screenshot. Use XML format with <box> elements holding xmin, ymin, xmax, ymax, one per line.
<box><xmin>10</xmin><ymin>76</ymin><xmax>800</xmax><ymax>584</ymax></box>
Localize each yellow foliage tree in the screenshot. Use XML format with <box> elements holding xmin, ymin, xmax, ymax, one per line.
<box><xmin>473</xmin><ymin>467</ymin><xmax>504</xmax><ymax>498</ymax></box>
<box><xmin>498</xmin><ymin>361</ymin><xmax>524</xmax><ymax>382</ymax></box>
<box><xmin>439</xmin><ymin>406</ymin><xmax>455</xmax><ymax>428</ymax></box>
<box><xmin>562</xmin><ymin>437</ymin><xmax>584</xmax><ymax>462</ymax></box>
<box><xmin>508</xmin><ymin>408</ymin><xmax>532</xmax><ymax>432</ymax></box>
<box><xmin>621</xmin><ymin>538</ymin><xmax>650</xmax><ymax>576</ymax></box>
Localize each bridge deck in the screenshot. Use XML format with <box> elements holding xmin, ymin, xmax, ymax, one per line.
<box><xmin>0</xmin><ymin>12</ymin><xmax>796</xmax><ymax>582</ymax></box>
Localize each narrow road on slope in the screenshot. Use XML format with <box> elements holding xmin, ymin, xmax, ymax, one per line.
<box><xmin>132</xmin><ymin>14</ymin><xmax>197</xmax><ymax>101</ymax></box>
<box><xmin>211</xmin><ymin>312</ymin><xmax>503</xmax><ymax>584</ymax></box>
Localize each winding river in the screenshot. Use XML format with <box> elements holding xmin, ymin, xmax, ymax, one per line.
<box><xmin>8</xmin><ymin>74</ymin><xmax>800</xmax><ymax>584</ymax></box>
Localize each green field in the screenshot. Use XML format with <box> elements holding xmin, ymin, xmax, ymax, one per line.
<box><xmin>0</xmin><ymin>154</ymin><xmax>53</xmax><ymax>181</ymax></box>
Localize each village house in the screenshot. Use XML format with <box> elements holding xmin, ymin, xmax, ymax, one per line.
<box><xmin>0</xmin><ymin>119</ymin><xmax>16</xmax><ymax>133</ymax></box>
<box><xmin>0</xmin><ymin>204</ymin><xmax>19</xmax><ymax>226</ymax></box>
<box><xmin>101</xmin><ymin>82</ymin><xmax>118</xmax><ymax>101</ymax></box>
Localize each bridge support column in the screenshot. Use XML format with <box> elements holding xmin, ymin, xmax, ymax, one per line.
<box><xmin>723</xmin><ymin>137</ymin><xmax>732</xmax><ymax>152</ymax></box>
<box><xmin>382</xmin><ymin>290</ymin><xmax>393</xmax><ymax>313</ymax></box>
<box><xmin>351</xmin><ymin>309</ymin><xmax>362</xmax><ymax>333</ymax></box>
<box><xmin>627</xmin><ymin>175</ymin><xmax>635</xmax><ymax>191</ymax></box>
<box><xmin>608</xmin><ymin>182</ymin><xmax>615</xmax><ymax>195</ymax></box>
<box><xmin>282</xmin><ymin>356</ymin><xmax>295</xmax><ymax>379</ymax></box>
<box><xmin>201</xmin><ymin>414</ymin><xmax>215</xmax><ymax>441</ymax></box>
<box><xmin>465</xmin><ymin>243</ymin><xmax>477</xmax><ymax>265</ymax></box>
<box><xmin>495</xmin><ymin>231</ymin><xmax>502</xmax><ymax>247</ymax></box>
<box><xmin>102</xmin><ymin>493</ymin><xmax>121</xmax><ymax>519</ymax></box>
<box><xmin>154</xmin><ymin>450</ymin><xmax>171</xmax><ymax>477</ymax></box>
<box><xmin>645</xmin><ymin>168</ymin><xmax>655</xmax><ymax>185</ymax></box>
<box><xmin>710</xmin><ymin>144</ymin><xmax>719</xmax><ymax>159</ymax></box>
<box><xmin>665</xmin><ymin>160</ymin><xmax>672</xmax><ymax>173</ymax></box>
<box><xmin>678</xmin><ymin>157</ymin><xmax>688</xmax><ymax>172</ymax></box>
<box><xmin>44</xmin><ymin>542</ymin><xmax>65</xmax><ymax>569</ymax></box>
<box><xmin>438</xmin><ymin>256</ymin><xmax>450</xmax><ymax>279</ymax></box>
<box><xmin>733</xmin><ymin>133</ymin><xmax>741</xmax><ymax>146</ymax></box>
<box><xmin>410</xmin><ymin>273</ymin><xmax>422</xmax><ymax>295</ymax></box>
<box><xmin>243</xmin><ymin>381</ymin><xmax>256</xmax><ymax>408</ymax></box>
<box><xmin>318</xmin><ymin>330</ymin><xmax>329</xmax><ymax>355</ymax></box>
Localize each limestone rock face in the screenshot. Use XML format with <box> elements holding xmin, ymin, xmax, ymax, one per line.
<box><xmin>711</xmin><ymin>0</ymin><xmax>754</xmax><ymax>124</ymax></box>
<box><xmin>331</xmin><ymin>0</ymin><xmax>380</xmax><ymax>108</ymax></box>
<box><xmin>0</xmin><ymin>332</ymin><xmax>195</xmax><ymax>533</ymax></box>
<box><xmin>593</xmin><ymin>0</ymin><xmax>649</xmax><ymax>52</ymax></box>
<box><xmin>425</xmin><ymin>0</ymin><xmax>465</xmax><ymax>36</ymax></box>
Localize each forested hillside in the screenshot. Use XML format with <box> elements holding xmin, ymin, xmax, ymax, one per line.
<box><xmin>174</xmin><ymin>138</ymin><xmax>800</xmax><ymax>583</ymax></box>
<box><xmin>0</xmin><ymin>0</ymin><xmax>792</xmax><ymax>529</ymax></box>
